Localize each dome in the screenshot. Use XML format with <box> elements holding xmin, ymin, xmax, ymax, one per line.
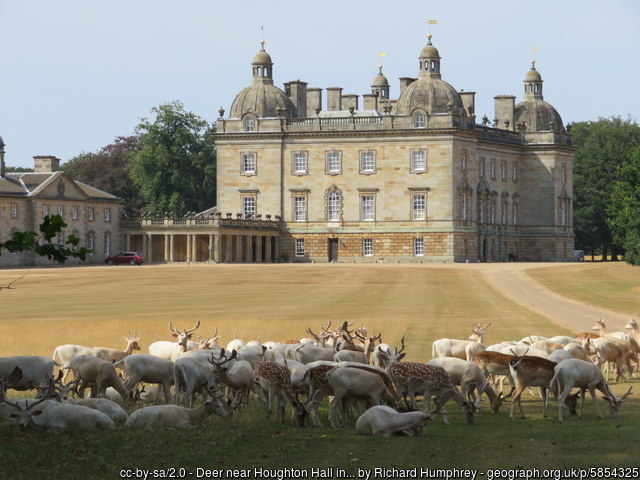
<box><xmin>0</xmin><ymin>135</ymin><xmax>4</xmax><ymax>147</ymax></box>
<box><xmin>525</xmin><ymin>67</ymin><xmax>542</xmax><ymax>82</ymax></box>
<box><xmin>420</xmin><ymin>44</ymin><xmax>440</xmax><ymax>59</ymax></box>
<box><xmin>372</xmin><ymin>69</ymin><xmax>389</xmax><ymax>88</ymax></box>
<box><xmin>229</xmin><ymin>83</ymin><xmax>296</xmax><ymax>119</ymax></box>
<box><xmin>253</xmin><ymin>41</ymin><xmax>272</xmax><ymax>66</ymax></box>
<box><xmin>514</xmin><ymin>99</ymin><xmax>565</xmax><ymax>133</ymax></box>
<box><xmin>396</xmin><ymin>77</ymin><xmax>463</xmax><ymax>115</ymax></box>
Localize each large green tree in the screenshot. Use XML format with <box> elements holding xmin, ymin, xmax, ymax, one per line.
<box><xmin>128</xmin><ymin>101</ymin><xmax>216</xmax><ymax>217</ymax></box>
<box><xmin>608</xmin><ymin>147</ymin><xmax>640</xmax><ymax>266</ymax></box>
<box><xmin>571</xmin><ymin>116</ymin><xmax>640</xmax><ymax>259</ymax></box>
<box><xmin>62</xmin><ymin>136</ymin><xmax>143</xmax><ymax>217</ymax></box>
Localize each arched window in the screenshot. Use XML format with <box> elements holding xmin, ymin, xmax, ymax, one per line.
<box><xmin>414</xmin><ymin>112</ymin><xmax>425</xmax><ymax>128</ymax></box>
<box><xmin>326</xmin><ymin>186</ymin><xmax>342</xmax><ymax>222</ymax></box>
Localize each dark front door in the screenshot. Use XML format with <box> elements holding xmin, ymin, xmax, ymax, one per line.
<box><xmin>328</xmin><ymin>238</ymin><xmax>338</xmax><ymax>262</ymax></box>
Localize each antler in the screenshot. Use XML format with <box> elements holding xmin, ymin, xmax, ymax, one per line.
<box><xmin>185</xmin><ymin>320</ymin><xmax>201</xmax><ymax>335</ymax></box>
<box><xmin>396</xmin><ymin>335</ymin><xmax>407</xmax><ymax>355</ymax></box>
<box><xmin>168</xmin><ymin>321</ymin><xmax>179</xmax><ymax>335</ymax></box>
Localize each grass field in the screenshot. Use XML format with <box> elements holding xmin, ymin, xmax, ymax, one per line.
<box><xmin>0</xmin><ymin>263</ymin><xmax>638</xmax><ymax>479</ymax></box>
<box><xmin>528</xmin><ymin>262</ymin><xmax>640</xmax><ymax>315</ymax></box>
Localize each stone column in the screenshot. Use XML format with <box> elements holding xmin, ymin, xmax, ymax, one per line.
<box><xmin>213</xmin><ymin>233</ymin><xmax>221</xmax><ymax>263</ymax></box>
<box><xmin>275</xmin><ymin>236</ymin><xmax>281</xmax><ymax>262</ymax></box>
<box><xmin>256</xmin><ymin>236</ymin><xmax>263</xmax><ymax>263</ymax></box>
<box><xmin>142</xmin><ymin>234</ymin><xmax>148</xmax><ymax>259</ymax></box>
<box><xmin>192</xmin><ymin>235</ymin><xmax>197</xmax><ymax>262</ymax></box>
<box><xmin>126</xmin><ymin>235</ymin><xmax>131</xmax><ymax>251</ymax></box>
<box><xmin>170</xmin><ymin>234</ymin><xmax>175</xmax><ymax>262</ymax></box>
<box><xmin>148</xmin><ymin>235</ymin><xmax>153</xmax><ymax>262</ymax></box>
<box><xmin>186</xmin><ymin>234</ymin><xmax>192</xmax><ymax>262</ymax></box>
<box><xmin>236</xmin><ymin>235</ymin><xmax>243</xmax><ymax>263</ymax></box>
<box><xmin>225</xmin><ymin>235</ymin><xmax>232</xmax><ymax>262</ymax></box>
<box><xmin>164</xmin><ymin>234</ymin><xmax>170</xmax><ymax>262</ymax></box>
<box><xmin>264</xmin><ymin>236</ymin><xmax>272</xmax><ymax>263</ymax></box>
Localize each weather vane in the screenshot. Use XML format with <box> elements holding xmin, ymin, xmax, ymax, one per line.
<box><xmin>531</xmin><ymin>45</ymin><xmax>537</xmax><ymax>67</ymax></box>
<box><xmin>423</xmin><ymin>19</ymin><xmax>438</xmax><ymax>38</ymax></box>
<box><xmin>378</xmin><ymin>52</ymin><xmax>387</xmax><ymax>70</ymax></box>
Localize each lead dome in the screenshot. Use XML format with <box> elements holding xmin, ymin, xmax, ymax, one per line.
<box><xmin>514</xmin><ymin>61</ymin><xmax>565</xmax><ymax>133</ymax></box>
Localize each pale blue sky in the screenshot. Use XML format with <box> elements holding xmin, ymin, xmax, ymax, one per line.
<box><xmin>1</xmin><ymin>0</ymin><xmax>638</xmax><ymax>168</ymax></box>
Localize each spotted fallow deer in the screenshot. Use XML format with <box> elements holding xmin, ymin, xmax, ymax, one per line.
<box><xmin>255</xmin><ymin>354</ymin><xmax>307</xmax><ymax>427</ymax></box>
<box><xmin>379</xmin><ymin>337</ymin><xmax>476</xmax><ymax>425</ymax></box>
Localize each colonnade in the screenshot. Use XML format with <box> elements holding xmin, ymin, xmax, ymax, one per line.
<box><xmin>124</xmin><ymin>231</ymin><xmax>280</xmax><ymax>263</ymax></box>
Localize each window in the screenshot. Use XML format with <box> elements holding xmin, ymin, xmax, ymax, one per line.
<box><xmin>512</xmin><ymin>200</ymin><xmax>519</xmax><ymax>225</ymax></box>
<box><xmin>57</xmin><ymin>205</ymin><xmax>64</xmax><ymax>218</ymax></box>
<box><xmin>10</xmin><ymin>203</ymin><xmax>17</xmax><ymax>218</ymax></box>
<box><xmin>362</xmin><ymin>238</ymin><xmax>373</xmax><ymax>257</ymax></box>
<box><xmin>461</xmin><ymin>151</ymin><xmax>467</xmax><ymax>172</ymax></box>
<box><xmin>295</xmin><ymin>238</ymin><xmax>305</xmax><ymax>257</ymax></box>
<box><xmin>88</xmin><ymin>207</ymin><xmax>95</xmax><ymax>221</ymax></box>
<box><xmin>512</xmin><ymin>162</ymin><xmax>518</xmax><ymax>181</ymax></box>
<box><xmin>326</xmin><ymin>187</ymin><xmax>342</xmax><ymax>222</ymax></box>
<box><xmin>241</xmin><ymin>153</ymin><xmax>256</xmax><ymax>175</ymax></box>
<box><xmin>501</xmin><ymin>159</ymin><xmax>507</xmax><ymax>181</ymax></box>
<box><xmin>412</xmin><ymin>194</ymin><xmax>426</xmax><ymax>220</ymax></box>
<box><xmin>87</xmin><ymin>232</ymin><xmax>95</xmax><ymax>252</ymax></box>
<box><xmin>502</xmin><ymin>199</ymin><xmax>508</xmax><ymax>225</ymax></box>
<box><xmin>104</xmin><ymin>232</ymin><xmax>111</xmax><ymax>256</ymax></box>
<box><xmin>414</xmin><ymin>112</ymin><xmax>425</xmax><ymax>128</ymax></box>
<box><xmin>326</xmin><ymin>150</ymin><xmax>342</xmax><ymax>174</ymax></box>
<box><xmin>244</xmin><ymin>116</ymin><xmax>255</xmax><ymax>132</ymax></box>
<box><xmin>360</xmin><ymin>195</ymin><xmax>375</xmax><ymax>221</ymax></box>
<box><xmin>410</xmin><ymin>150</ymin><xmax>427</xmax><ymax>173</ymax></box>
<box><xmin>43</xmin><ymin>205</ymin><xmax>50</xmax><ymax>218</ymax></box>
<box><xmin>292</xmin><ymin>152</ymin><xmax>308</xmax><ymax>175</ymax></box>
<box><xmin>360</xmin><ymin>150</ymin><xmax>375</xmax><ymax>173</ymax></box>
<box><xmin>104</xmin><ymin>208</ymin><xmax>111</xmax><ymax>222</ymax></box>
<box><xmin>242</xmin><ymin>197</ymin><xmax>256</xmax><ymax>219</ymax></box>
<box><xmin>561</xmin><ymin>164</ymin><xmax>567</xmax><ymax>184</ymax></box>
<box><xmin>57</xmin><ymin>232</ymin><xmax>64</xmax><ymax>246</ymax></box>
<box><xmin>72</xmin><ymin>206</ymin><xmax>78</xmax><ymax>220</ymax></box>
<box><xmin>479</xmin><ymin>157</ymin><xmax>485</xmax><ymax>178</ymax></box>
<box><xmin>293</xmin><ymin>196</ymin><xmax>307</xmax><ymax>222</ymax></box>
<box><xmin>414</xmin><ymin>238</ymin><xmax>424</xmax><ymax>256</ymax></box>
<box><xmin>490</xmin><ymin>159</ymin><xmax>496</xmax><ymax>179</ymax></box>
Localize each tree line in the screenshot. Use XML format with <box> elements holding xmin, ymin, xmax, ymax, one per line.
<box><xmin>4</xmin><ymin>104</ymin><xmax>639</xmax><ymax>266</ymax></box>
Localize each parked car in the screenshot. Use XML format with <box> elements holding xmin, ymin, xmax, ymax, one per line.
<box><xmin>105</xmin><ymin>252</ymin><xmax>145</xmax><ymax>265</ymax></box>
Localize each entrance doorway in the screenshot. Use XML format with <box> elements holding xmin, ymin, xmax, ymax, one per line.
<box><xmin>328</xmin><ymin>238</ymin><xmax>338</xmax><ymax>262</ymax></box>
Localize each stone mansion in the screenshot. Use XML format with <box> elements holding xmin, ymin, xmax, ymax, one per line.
<box><xmin>0</xmin><ymin>33</ymin><xmax>575</xmax><ymax>266</ymax></box>
<box><xmin>214</xmin><ymin>34</ymin><xmax>575</xmax><ymax>263</ymax></box>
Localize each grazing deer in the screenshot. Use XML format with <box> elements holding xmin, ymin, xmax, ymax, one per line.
<box><xmin>508</xmin><ymin>349</ymin><xmax>557</xmax><ymax>420</ymax></box>
<box><xmin>356</xmin><ymin>405</ymin><xmax>435</xmax><ymax>436</ymax></box>
<box><xmin>550</xmin><ymin>358</ymin><xmax>633</xmax><ymax>422</ymax></box>
<box><xmin>255</xmin><ymin>354</ymin><xmax>307</xmax><ymax>427</ymax></box>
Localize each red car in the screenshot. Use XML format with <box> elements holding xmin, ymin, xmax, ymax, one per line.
<box><xmin>105</xmin><ymin>252</ymin><xmax>145</xmax><ymax>265</ymax></box>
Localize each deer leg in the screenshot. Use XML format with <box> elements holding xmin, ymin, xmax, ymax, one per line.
<box><xmin>509</xmin><ymin>385</ymin><xmax>526</xmax><ymax>420</ymax></box>
<box><xmin>588</xmin><ymin>386</ymin><xmax>603</xmax><ymax>418</ymax></box>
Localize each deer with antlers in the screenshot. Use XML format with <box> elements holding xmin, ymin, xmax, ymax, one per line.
<box><xmin>208</xmin><ymin>349</ymin><xmax>256</xmax><ymax>407</ymax></box>
<box><xmin>432</xmin><ymin>322</ymin><xmax>491</xmax><ymax>361</ymax></box>
<box><xmin>550</xmin><ymin>358</ymin><xmax>633</xmax><ymax>422</ymax></box>
<box><xmin>149</xmin><ymin>320</ymin><xmax>201</xmax><ymax>362</ymax></box>
<box><xmin>93</xmin><ymin>331</ymin><xmax>142</xmax><ymax>364</ymax></box>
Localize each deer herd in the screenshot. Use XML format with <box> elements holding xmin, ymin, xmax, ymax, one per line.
<box><xmin>0</xmin><ymin>315</ymin><xmax>637</xmax><ymax>436</ymax></box>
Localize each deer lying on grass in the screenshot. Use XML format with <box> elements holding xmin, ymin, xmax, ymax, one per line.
<box><xmin>356</xmin><ymin>405</ymin><xmax>434</xmax><ymax>436</ymax></box>
<box><xmin>148</xmin><ymin>320</ymin><xmax>201</xmax><ymax>362</ymax></box>
<box><xmin>114</xmin><ymin>354</ymin><xmax>175</xmax><ymax>404</ymax></box>
<box><xmin>550</xmin><ymin>358</ymin><xmax>633</xmax><ymax>422</ymax></box>
<box><xmin>125</xmin><ymin>392</ymin><xmax>232</xmax><ymax>429</ymax></box>
<box><xmin>508</xmin><ymin>349</ymin><xmax>557</xmax><ymax>420</ymax></box>
<box><xmin>431</xmin><ymin>323</ymin><xmax>491</xmax><ymax>361</ymax></box>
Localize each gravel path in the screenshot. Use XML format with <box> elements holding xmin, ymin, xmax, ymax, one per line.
<box><xmin>476</xmin><ymin>263</ymin><xmax>630</xmax><ymax>333</ymax></box>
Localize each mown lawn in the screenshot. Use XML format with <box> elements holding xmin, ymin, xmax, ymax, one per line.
<box><xmin>0</xmin><ymin>263</ymin><xmax>638</xmax><ymax>479</ymax></box>
<box><xmin>527</xmin><ymin>263</ymin><xmax>640</xmax><ymax>316</ymax></box>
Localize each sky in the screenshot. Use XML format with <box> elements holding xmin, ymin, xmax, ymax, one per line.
<box><xmin>1</xmin><ymin>0</ymin><xmax>639</xmax><ymax>169</ymax></box>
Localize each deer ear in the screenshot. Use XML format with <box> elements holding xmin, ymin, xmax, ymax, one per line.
<box><xmin>172</xmin><ymin>333</ymin><xmax>179</xmax><ymax>338</ymax></box>
<box><xmin>398</xmin><ymin>353</ymin><xmax>406</xmax><ymax>360</ymax></box>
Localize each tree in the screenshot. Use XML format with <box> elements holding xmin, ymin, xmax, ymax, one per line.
<box><xmin>0</xmin><ymin>215</ymin><xmax>92</xmax><ymax>264</ymax></box>
<box><xmin>608</xmin><ymin>147</ymin><xmax>640</xmax><ymax>266</ymax></box>
<box><xmin>128</xmin><ymin>101</ymin><xmax>216</xmax><ymax>217</ymax></box>
<box><xmin>570</xmin><ymin>117</ymin><xmax>640</xmax><ymax>260</ymax></box>
<box><xmin>4</xmin><ymin>166</ymin><xmax>34</xmax><ymax>173</ymax></box>
<box><xmin>62</xmin><ymin>136</ymin><xmax>143</xmax><ymax>217</ymax></box>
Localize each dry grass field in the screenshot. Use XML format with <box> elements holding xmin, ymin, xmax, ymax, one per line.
<box><xmin>0</xmin><ymin>263</ymin><xmax>570</xmax><ymax>359</ymax></box>
<box><xmin>528</xmin><ymin>262</ymin><xmax>640</xmax><ymax>315</ymax></box>
<box><xmin>1</xmin><ymin>263</ymin><xmax>639</xmax><ymax>478</ymax></box>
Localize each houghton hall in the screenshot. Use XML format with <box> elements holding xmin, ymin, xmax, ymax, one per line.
<box><xmin>0</xmin><ymin>33</ymin><xmax>574</xmax><ymax>266</ymax></box>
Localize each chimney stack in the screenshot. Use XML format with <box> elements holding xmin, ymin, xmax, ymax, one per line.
<box><xmin>33</xmin><ymin>155</ymin><xmax>60</xmax><ymax>172</ymax></box>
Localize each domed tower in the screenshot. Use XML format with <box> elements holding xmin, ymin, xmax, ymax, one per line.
<box><xmin>371</xmin><ymin>65</ymin><xmax>389</xmax><ymax>99</ymax></box>
<box><xmin>396</xmin><ymin>34</ymin><xmax>464</xmax><ymax>119</ymax></box>
<box><xmin>514</xmin><ymin>61</ymin><xmax>565</xmax><ymax>133</ymax></box>
<box><xmin>229</xmin><ymin>40</ymin><xmax>296</xmax><ymax>121</ymax></box>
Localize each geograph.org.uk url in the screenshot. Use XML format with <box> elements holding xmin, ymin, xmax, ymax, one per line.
<box><xmin>118</xmin><ymin>466</ymin><xmax>640</xmax><ymax>480</ymax></box>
